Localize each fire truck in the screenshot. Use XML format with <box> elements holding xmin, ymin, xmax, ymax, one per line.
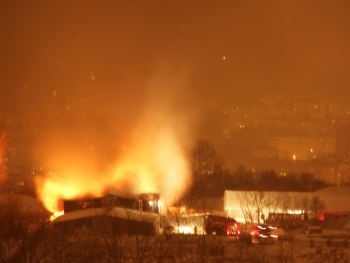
<box><xmin>204</xmin><ymin>215</ymin><xmax>240</xmax><ymax>237</ymax></box>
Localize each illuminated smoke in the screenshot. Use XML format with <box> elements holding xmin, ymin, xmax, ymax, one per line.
<box><xmin>35</xmin><ymin>65</ymin><xmax>195</xmax><ymax>215</ymax></box>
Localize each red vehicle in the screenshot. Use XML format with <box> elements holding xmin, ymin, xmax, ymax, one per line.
<box><xmin>204</xmin><ymin>215</ymin><xmax>240</xmax><ymax>237</ymax></box>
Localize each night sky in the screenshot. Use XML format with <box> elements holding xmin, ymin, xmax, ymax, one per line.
<box><xmin>1</xmin><ymin>0</ymin><xmax>350</xmax><ymax>161</ymax></box>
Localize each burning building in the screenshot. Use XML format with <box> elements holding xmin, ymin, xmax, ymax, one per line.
<box><xmin>53</xmin><ymin>193</ymin><xmax>161</xmax><ymax>235</ymax></box>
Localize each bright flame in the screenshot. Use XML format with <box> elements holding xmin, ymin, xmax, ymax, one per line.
<box><xmin>35</xmin><ymin>169</ymin><xmax>110</xmax><ymax>216</ymax></box>
<box><xmin>35</xmin><ymin>68</ymin><xmax>194</xmax><ymax>218</ymax></box>
<box><xmin>176</xmin><ymin>225</ymin><xmax>194</xmax><ymax>234</ymax></box>
<box><xmin>35</xmin><ymin>129</ymin><xmax>191</xmax><ymax>217</ymax></box>
<box><xmin>110</xmin><ymin>127</ymin><xmax>190</xmax><ymax>203</ymax></box>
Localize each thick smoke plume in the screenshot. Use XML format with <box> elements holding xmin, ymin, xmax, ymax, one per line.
<box><xmin>35</xmin><ymin>65</ymin><xmax>197</xmax><ymax>215</ymax></box>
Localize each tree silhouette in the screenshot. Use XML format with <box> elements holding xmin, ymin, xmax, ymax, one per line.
<box><xmin>192</xmin><ymin>139</ymin><xmax>221</xmax><ymax>180</ymax></box>
<box><xmin>309</xmin><ymin>194</ymin><xmax>326</xmax><ymax>221</ymax></box>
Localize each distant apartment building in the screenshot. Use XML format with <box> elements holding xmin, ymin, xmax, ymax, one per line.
<box><xmin>269</xmin><ymin>136</ymin><xmax>336</xmax><ymax>161</ymax></box>
<box><xmin>259</xmin><ymin>96</ymin><xmax>331</xmax><ymax>119</ymax></box>
<box><xmin>222</xmin><ymin>96</ymin><xmax>337</xmax><ymax>136</ymax></box>
<box><xmin>217</xmin><ymin>96</ymin><xmax>350</xmax><ymax>184</ymax></box>
<box><xmin>335</xmin><ymin>124</ymin><xmax>350</xmax><ymax>184</ymax></box>
<box><xmin>336</xmin><ymin>124</ymin><xmax>350</xmax><ymax>164</ymax></box>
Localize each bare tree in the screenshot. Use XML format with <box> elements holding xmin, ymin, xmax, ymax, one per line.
<box><xmin>262</xmin><ymin>192</ymin><xmax>280</xmax><ymax>222</ymax></box>
<box><xmin>252</xmin><ymin>191</ymin><xmax>268</xmax><ymax>223</ymax></box>
<box><xmin>237</xmin><ymin>191</ymin><xmax>270</xmax><ymax>223</ymax></box>
<box><xmin>309</xmin><ymin>194</ymin><xmax>326</xmax><ymax>221</ymax></box>
<box><xmin>192</xmin><ymin>139</ymin><xmax>221</xmax><ymax>179</ymax></box>
<box><xmin>278</xmin><ymin>192</ymin><xmax>293</xmax><ymax>214</ymax></box>
<box><xmin>184</xmin><ymin>139</ymin><xmax>223</xmax><ymax>210</ymax></box>
<box><xmin>236</xmin><ymin>191</ymin><xmax>255</xmax><ymax>223</ymax></box>
<box><xmin>237</xmin><ymin>191</ymin><xmax>300</xmax><ymax>225</ymax></box>
<box><xmin>0</xmin><ymin>194</ymin><xmax>50</xmax><ymax>263</ymax></box>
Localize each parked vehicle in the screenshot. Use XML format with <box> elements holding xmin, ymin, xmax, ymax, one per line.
<box><xmin>204</xmin><ymin>215</ymin><xmax>240</xmax><ymax>237</ymax></box>
<box><xmin>250</xmin><ymin>224</ymin><xmax>278</xmax><ymax>244</ymax></box>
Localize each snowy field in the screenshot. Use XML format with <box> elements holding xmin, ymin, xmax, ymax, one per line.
<box><xmin>55</xmin><ymin>227</ymin><xmax>350</xmax><ymax>263</ymax></box>
<box><xmin>2</xmin><ymin>225</ymin><xmax>350</xmax><ymax>262</ymax></box>
<box><xmin>285</xmin><ymin>227</ymin><xmax>350</xmax><ymax>263</ymax></box>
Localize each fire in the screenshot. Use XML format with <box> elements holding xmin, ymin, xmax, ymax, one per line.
<box><xmin>34</xmin><ymin>67</ymin><xmax>194</xmax><ymax>219</ymax></box>
<box><xmin>111</xmin><ymin>127</ymin><xmax>190</xmax><ymax>201</ymax></box>
<box><xmin>35</xmin><ymin>118</ymin><xmax>192</xmax><ymax>219</ymax></box>
<box><xmin>35</xmin><ymin>170</ymin><xmax>108</xmax><ymax>218</ymax></box>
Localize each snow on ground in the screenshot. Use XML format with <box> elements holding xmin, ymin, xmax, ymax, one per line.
<box><xmin>282</xmin><ymin>227</ymin><xmax>350</xmax><ymax>263</ymax></box>
<box><xmin>54</xmin><ymin>206</ymin><xmax>159</xmax><ymax>224</ymax></box>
